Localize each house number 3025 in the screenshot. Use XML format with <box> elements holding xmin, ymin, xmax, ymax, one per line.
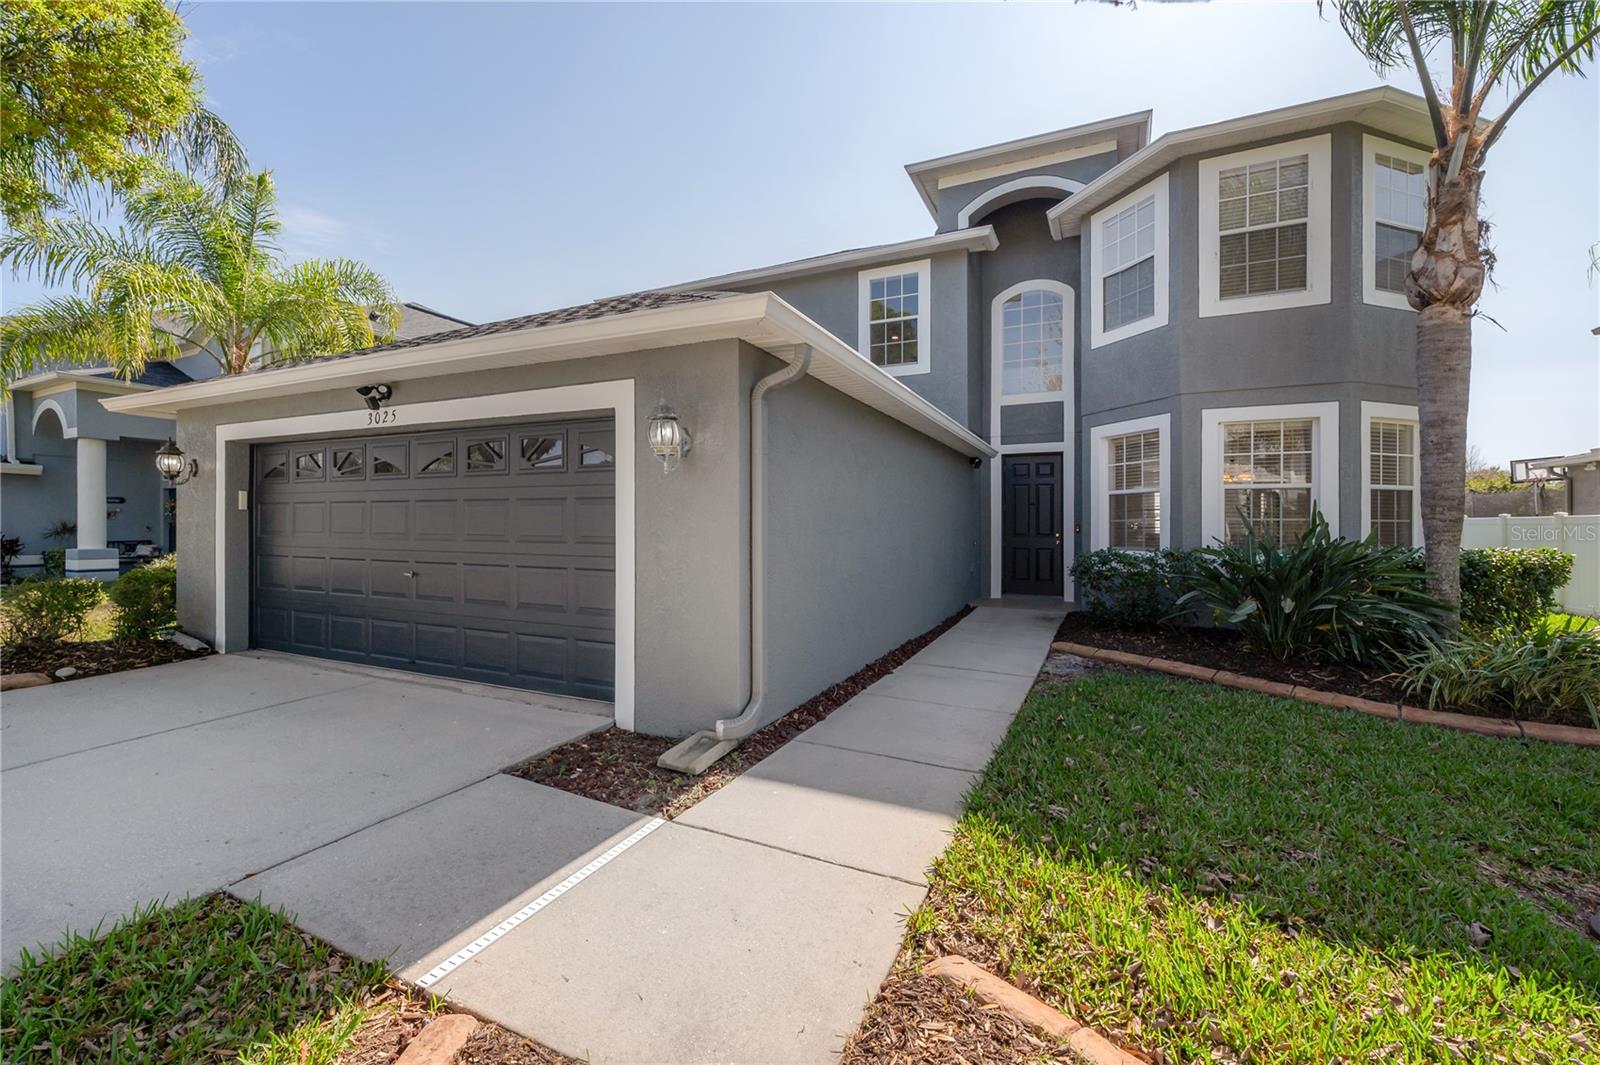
<box><xmin>365</xmin><ymin>409</ymin><xmax>398</xmax><ymax>426</ymax></box>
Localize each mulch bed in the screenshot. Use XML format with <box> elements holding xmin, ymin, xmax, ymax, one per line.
<box><xmin>508</xmin><ymin>606</ymin><xmax>974</xmax><ymax>817</ymax></box>
<box><xmin>839</xmin><ymin>966</ymin><xmax>1079</xmax><ymax>1064</ymax></box>
<box><xmin>1</xmin><ymin>637</ymin><xmax>210</xmax><ymax>679</ymax></box>
<box><xmin>329</xmin><ymin>984</ymin><xmax>579</xmax><ymax>1065</ymax></box>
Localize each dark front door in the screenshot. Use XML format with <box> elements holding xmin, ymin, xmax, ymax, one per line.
<box><xmin>1002</xmin><ymin>453</ymin><xmax>1063</xmax><ymax>596</ymax></box>
<box><xmin>251</xmin><ymin>415</ymin><xmax>616</xmax><ymax>700</ymax></box>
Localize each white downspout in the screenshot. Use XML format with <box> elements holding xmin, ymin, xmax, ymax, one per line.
<box><xmin>714</xmin><ymin>345</ymin><xmax>813</xmax><ymax>741</ymax></box>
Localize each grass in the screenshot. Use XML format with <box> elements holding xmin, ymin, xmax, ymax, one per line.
<box><xmin>0</xmin><ymin>895</ymin><xmax>391</xmax><ymax>1063</ymax></box>
<box><xmin>915</xmin><ymin>670</ymin><xmax>1600</xmax><ymax>1063</ymax></box>
<box><xmin>70</xmin><ymin>601</ymin><xmax>116</xmax><ymax>642</ymax></box>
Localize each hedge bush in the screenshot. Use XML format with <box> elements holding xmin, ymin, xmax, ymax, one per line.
<box><xmin>108</xmin><ymin>556</ymin><xmax>177</xmax><ymax>640</ymax></box>
<box><xmin>1402</xmin><ymin>619</ymin><xmax>1600</xmax><ymax>729</ymax></box>
<box><xmin>0</xmin><ymin>578</ymin><xmax>106</xmax><ymax>644</ymax></box>
<box><xmin>1458</xmin><ymin>547</ymin><xmax>1572</xmax><ymax>634</ymax></box>
<box><xmin>1070</xmin><ymin>548</ymin><xmax>1201</xmax><ymax>626</ymax></box>
<box><xmin>1177</xmin><ymin>510</ymin><xmax>1448</xmax><ymax>663</ymax></box>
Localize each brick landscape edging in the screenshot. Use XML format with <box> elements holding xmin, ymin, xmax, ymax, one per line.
<box><xmin>1050</xmin><ymin>641</ymin><xmax>1600</xmax><ymax>749</ymax></box>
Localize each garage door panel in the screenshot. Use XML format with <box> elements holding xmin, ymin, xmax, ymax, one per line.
<box><xmin>253</xmin><ymin>415</ymin><xmax>615</xmax><ymax>699</ymax></box>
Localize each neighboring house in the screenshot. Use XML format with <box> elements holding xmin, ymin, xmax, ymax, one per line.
<box><xmin>1</xmin><ymin>303</ymin><xmax>470</xmax><ymax>573</ymax></box>
<box><xmin>101</xmin><ymin>86</ymin><xmax>1435</xmax><ymax>739</ymax></box>
<box><xmin>1516</xmin><ymin>449</ymin><xmax>1600</xmax><ymax>515</ymax></box>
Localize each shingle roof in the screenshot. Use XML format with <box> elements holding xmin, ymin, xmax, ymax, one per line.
<box><xmin>262</xmin><ymin>290</ymin><xmax>738</xmax><ymax>373</ymax></box>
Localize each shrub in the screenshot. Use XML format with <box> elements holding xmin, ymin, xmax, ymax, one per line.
<box><xmin>1402</xmin><ymin>620</ymin><xmax>1600</xmax><ymax>729</ymax></box>
<box><xmin>0</xmin><ymin>578</ymin><xmax>107</xmax><ymax>644</ymax></box>
<box><xmin>1177</xmin><ymin>509</ymin><xmax>1448</xmax><ymax>664</ymax></box>
<box><xmin>1458</xmin><ymin>547</ymin><xmax>1572</xmax><ymax>634</ymax></box>
<box><xmin>1070</xmin><ymin>548</ymin><xmax>1201</xmax><ymax>626</ymax></box>
<box><xmin>108</xmin><ymin>556</ymin><xmax>177</xmax><ymax>640</ymax></box>
<box><xmin>41</xmin><ymin>547</ymin><xmax>65</xmax><ymax>578</ymax></box>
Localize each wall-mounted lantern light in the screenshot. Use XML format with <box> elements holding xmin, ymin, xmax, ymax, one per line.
<box><xmin>155</xmin><ymin>440</ymin><xmax>198</xmax><ymax>486</ymax></box>
<box><xmin>647</xmin><ymin>405</ymin><xmax>693</xmax><ymax>473</ymax></box>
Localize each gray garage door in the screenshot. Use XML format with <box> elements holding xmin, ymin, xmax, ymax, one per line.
<box><xmin>252</xmin><ymin>415</ymin><xmax>616</xmax><ymax>700</ymax></box>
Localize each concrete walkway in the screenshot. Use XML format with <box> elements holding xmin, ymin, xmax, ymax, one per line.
<box><xmin>255</xmin><ymin>605</ymin><xmax>1062</xmax><ymax>1064</ymax></box>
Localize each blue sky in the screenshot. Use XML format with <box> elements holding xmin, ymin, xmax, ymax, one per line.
<box><xmin>7</xmin><ymin>2</ymin><xmax>1597</xmax><ymax>463</ymax></box>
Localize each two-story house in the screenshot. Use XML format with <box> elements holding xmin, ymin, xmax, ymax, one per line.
<box><xmin>101</xmin><ymin>87</ymin><xmax>1435</xmax><ymax>739</ymax></box>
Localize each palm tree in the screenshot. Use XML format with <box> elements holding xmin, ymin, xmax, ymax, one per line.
<box><xmin>1</xmin><ymin>166</ymin><xmax>401</xmax><ymax>381</ymax></box>
<box><xmin>1327</xmin><ymin>2</ymin><xmax>1599</xmax><ymax>614</ymax></box>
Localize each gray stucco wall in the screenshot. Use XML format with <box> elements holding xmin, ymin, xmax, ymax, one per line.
<box><xmin>761</xmin><ymin>349</ymin><xmax>982</xmax><ymax>729</ymax></box>
<box><xmin>174</xmin><ymin>340</ymin><xmax>752</xmax><ymax>738</ymax></box>
<box><xmin>933</xmin><ymin>151</ymin><xmax>1122</xmax><ymax>233</ymax></box>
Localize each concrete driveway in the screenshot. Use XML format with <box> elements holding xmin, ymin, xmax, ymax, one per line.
<box><xmin>0</xmin><ymin>652</ymin><xmax>608</xmax><ymax>969</ymax></box>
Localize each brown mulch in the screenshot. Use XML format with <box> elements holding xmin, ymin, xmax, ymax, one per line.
<box><xmin>509</xmin><ymin>606</ymin><xmax>974</xmax><ymax>817</ymax></box>
<box><xmin>1058</xmin><ymin>612</ymin><xmax>1599</xmax><ymax>729</ymax></box>
<box><xmin>333</xmin><ymin>985</ymin><xmax>579</xmax><ymax>1065</ymax></box>
<box><xmin>1</xmin><ymin>637</ymin><xmax>210</xmax><ymax>678</ymax></box>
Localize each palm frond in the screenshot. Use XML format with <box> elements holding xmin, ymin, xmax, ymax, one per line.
<box><xmin>0</xmin><ymin>295</ymin><xmax>178</xmax><ymax>385</ymax></box>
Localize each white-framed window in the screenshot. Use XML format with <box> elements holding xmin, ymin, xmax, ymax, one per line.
<box><xmin>1200</xmin><ymin>401</ymin><xmax>1339</xmax><ymax>546</ymax></box>
<box><xmin>998</xmin><ymin>286</ymin><xmax>1066</xmax><ymax>400</ymax></box>
<box><xmin>1362</xmin><ymin>135</ymin><xmax>1430</xmax><ymax>311</ymax></box>
<box><xmin>1089</xmin><ymin>413</ymin><xmax>1170</xmax><ymax>551</ymax></box>
<box><xmin>1361</xmin><ymin>400</ymin><xmax>1422</xmax><ymax>547</ymax></box>
<box><xmin>858</xmin><ymin>259</ymin><xmax>931</xmax><ymax>377</ymax></box>
<box><xmin>1198</xmin><ymin>135</ymin><xmax>1331</xmax><ymax>318</ymax></box>
<box><xmin>1089</xmin><ymin>173</ymin><xmax>1169</xmax><ymax>347</ymax></box>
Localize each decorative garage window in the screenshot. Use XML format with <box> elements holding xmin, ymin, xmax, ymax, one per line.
<box><xmin>258</xmin><ymin>448</ymin><xmax>287</xmax><ymax>481</ymax></box>
<box><xmin>1107</xmin><ymin>429</ymin><xmax>1163</xmax><ymax>550</ymax></box>
<box><xmin>1089</xmin><ymin>414</ymin><xmax>1169</xmax><ymax>551</ymax></box>
<box><xmin>1362</xmin><ymin>401</ymin><xmax>1421</xmax><ymax>547</ymax></box>
<box><xmin>999</xmin><ymin>288</ymin><xmax>1065</xmax><ymax>398</ymax></box>
<box><xmin>292</xmin><ymin>449</ymin><xmax>325</xmax><ymax>481</ymax></box>
<box><xmin>1199</xmin><ymin>136</ymin><xmax>1330</xmax><ymax>318</ymax></box>
<box><xmin>465</xmin><ymin>436</ymin><xmax>507</xmax><ymax>473</ymax></box>
<box><xmin>415</xmin><ymin>439</ymin><xmax>455</xmax><ymax>476</ymax></box>
<box><xmin>371</xmin><ymin>444</ymin><xmax>407</xmax><ymax>477</ymax></box>
<box><xmin>1220</xmin><ymin>418</ymin><xmax>1315</xmax><ymax>546</ymax></box>
<box><xmin>519</xmin><ymin>432</ymin><xmax>565</xmax><ymax>471</ymax></box>
<box><xmin>858</xmin><ymin>259</ymin><xmax>931</xmax><ymax>377</ymax></box>
<box><xmin>579</xmin><ymin>429</ymin><xmax>615</xmax><ymax>467</ymax></box>
<box><xmin>1363</xmin><ymin>135</ymin><xmax>1430</xmax><ymax>310</ymax></box>
<box><xmin>331</xmin><ymin>447</ymin><xmax>364</xmax><ymax>478</ymax></box>
<box><xmin>1090</xmin><ymin>174</ymin><xmax>1168</xmax><ymax>347</ymax></box>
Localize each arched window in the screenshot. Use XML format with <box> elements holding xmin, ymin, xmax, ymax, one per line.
<box><xmin>998</xmin><ymin>287</ymin><xmax>1065</xmax><ymax>398</ymax></box>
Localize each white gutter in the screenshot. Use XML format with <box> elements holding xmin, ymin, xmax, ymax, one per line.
<box><xmin>102</xmin><ymin>291</ymin><xmax>994</xmax><ymax>460</ymax></box>
<box><xmin>658</xmin><ymin>227</ymin><xmax>998</xmax><ymax>294</ymax></box>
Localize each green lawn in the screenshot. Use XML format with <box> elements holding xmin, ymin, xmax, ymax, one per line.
<box><xmin>913</xmin><ymin>671</ymin><xmax>1600</xmax><ymax>1063</ymax></box>
<box><xmin>0</xmin><ymin>896</ymin><xmax>392</xmax><ymax>1063</ymax></box>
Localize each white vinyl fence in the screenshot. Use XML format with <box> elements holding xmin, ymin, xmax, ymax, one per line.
<box><xmin>1461</xmin><ymin>514</ymin><xmax>1600</xmax><ymax>617</ymax></box>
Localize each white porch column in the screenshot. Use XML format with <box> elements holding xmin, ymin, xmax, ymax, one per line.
<box><xmin>65</xmin><ymin>437</ymin><xmax>118</xmax><ymax>574</ymax></box>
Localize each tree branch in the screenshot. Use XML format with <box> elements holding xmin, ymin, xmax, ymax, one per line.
<box><xmin>1398</xmin><ymin>0</ymin><xmax>1450</xmax><ymax>147</ymax></box>
<box><xmin>1458</xmin><ymin>0</ymin><xmax>1495</xmax><ymax>115</ymax></box>
<box><xmin>1479</xmin><ymin>22</ymin><xmax>1600</xmax><ymax>155</ymax></box>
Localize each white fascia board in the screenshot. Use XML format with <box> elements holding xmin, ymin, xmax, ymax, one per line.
<box><xmin>103</xmin><ymin>291</ymin><xmax>995</xmax><ymax>460</ymax></box>
<box><xmin>8</xmin><ymin>370</ymin><xmax>158</xmax><ymax>395</ymax></box>
<box><xmin>904</xmin><ymin>110</ymin><xmax>1152</xmax><ymax>218</ymax></box>
<box><xmin>660</xmin><ymin>228</ymin><xmax>998</xmax><ymax>293</ymax></box>
<box><xmin>1049</xmin><ymin>86</ymin><xmax>1469</xmax><ymax>239</ymax></box>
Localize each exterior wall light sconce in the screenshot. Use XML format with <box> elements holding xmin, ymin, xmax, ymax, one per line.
<box><xmin>155</xmin><ymin>440</ymin><xmax>198</xmax><ymax>486</ymax></box>
<box><xmin>355</xmin><ymin>383</ymin><xmax>393</xmax><ymax>411</ymax></box>
<box><xmin>647</xmin><ymin>405</ymin><xmax>693</xmax><ymax>473</ymax></box>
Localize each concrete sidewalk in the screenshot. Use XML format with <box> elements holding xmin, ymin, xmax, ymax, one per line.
<box><xmin>363</xmin><ymin>604</ymin><xmax>1063</xmax><ymax>1064</ymax></box>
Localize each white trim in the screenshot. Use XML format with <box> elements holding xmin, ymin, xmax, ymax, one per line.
<box><xmin>1200</xmin><ymin>401</ymin><xmax>1340</xmax><ymax>545</ymax></box>
<box><xmin>858</xmin><ymin>259</ymin><xmax>933</xmax><ymax>378</ymax></box>
<box><xmin>906</xmin><ymin>110</ymin><xmax>1151</xmax><ymax>218</ymax></box>
<box><xmin>31</xmin><ymin>397</ymin><xmax>74</xmax><ymax>438</ymax></box>
<box><xmin>957</xmin><ymin>176</ymin><xmax>1085</xmax><ymax>228</ymax></box>
<box><xmin>0</xmin><ymin>461</ymin><xmax>43</xmax><ymax>476</ymax></box>
<box><xmin>991</xmin><ymin>279</ymin><xmax>1072</xmax><ymax>408</ymax></box>
<box><xmin>987</xmin><ymin>443</ymin><xmax>1074</xmax><ymax>602</ymax></box>
<box><xmin>1361</xmin><ymin>134</ymin><xmax>1431</xmax><ymax>311</ymax></box>
<box><xmin>1088</xmin><ymin>414</ymin><xmax>1171</xmax><ymax>551</ymax></box>
<box><xmin>2</xmin><ymin>394</ymin><xmax>15</xmax><ymax>460</ymax></box>
<box><xmin>662</xmin><ymin>228</ymin><xmax>997</xmax><ymax>292</ymax></box>
<box><xmin>100</xmin><ymin>292</ymin><xmax>993</xmax><ymax>460</ymax></box>
<box><xmin>1089</xmin><ymin>173</ymin><xmax>1170</xmax><ymax>347</ymax></box>
<box><xmin>1050</xmin><ymin>87</ymin><xmax>1468</xmax><ymax>238</ymax></box>
<box><xmin>1359</xmin><ymin>400</ymin><xmax>1423</xmax><ymax>546</ymax></box>
<box><xmin>212</xmin><ymin>380</ymin><xmax>639</xmax><ymax>730</ymax></box>
<box><xmin>1198</xmin><ymin>135</ymin><xmax>1332</xmax><ymax>319</ymax></box>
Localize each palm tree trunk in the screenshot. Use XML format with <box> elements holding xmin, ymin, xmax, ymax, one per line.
<box><xmin>1415</xmin><ymin>304</ymin><xmax>1471</xmax><ymax>610</ymax></box>
<box><xmin>1407</xmin><ymin>156</ymin><xmax>1485</xmax><ymax>617</ymax></box>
